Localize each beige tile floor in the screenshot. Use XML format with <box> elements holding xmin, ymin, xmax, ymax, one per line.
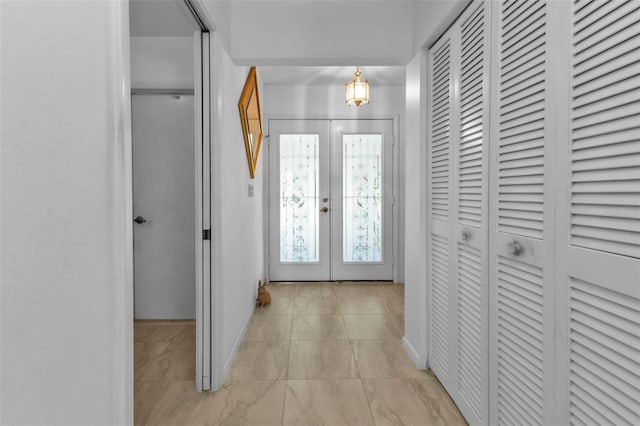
<box><xmin>135</xmin><ymin>282</ymin><xmax>467</xmax><ymax>426</ymax></box>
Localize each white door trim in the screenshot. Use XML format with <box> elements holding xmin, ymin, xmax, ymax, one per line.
<box><xmin>194</xmin><ymin>30</ymin><xmax>212</xmax><ymax>392</ymax></box>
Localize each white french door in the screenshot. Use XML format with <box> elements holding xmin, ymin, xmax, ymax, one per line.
<box><xmin>269</xmin><ymin>120</ymin><xmax>331</xmax><ymax>281</ymax></box>
<box><xmin>268</xmin><ymin>119</ymin><xmax>394</xmax><ymax>282</ymax></box>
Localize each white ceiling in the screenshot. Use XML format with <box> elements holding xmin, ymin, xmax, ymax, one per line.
<box><xmin>129</xmin><ymin>0</ymin><xmax>199</xmax><ymax>37</ymax></box>
<box><xmin>130</xmin><ymin>0</ymin><xmax>436</xmax><ymax>87</ymax></box>
<box><xmin>258</xmin><ymin>66</ymin><xmax>406</xmax><ymax>86</ymax></box>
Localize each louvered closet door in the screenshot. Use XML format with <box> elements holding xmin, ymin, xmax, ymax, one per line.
<box><xmin>428</xmin><ymin>31</ymin><xmax>453</xmax><ymax>388</ymax></box>
<box><xmin>488</xmin><ymin>1</ymin><xmax>557</xmax><ymax>425</ymax></box>
<box><xmin>427</xmin><ymin>2</ymin><xmax>490</xmax><ymax>424</ymax></box>
<box><xmin>454</xmin><ymin>3</ymin><xmax>489</xmax><ymax>424</ymax></box>
<box><xmin>554</xmin><ymin>2</ymin><xmax>640</xmax><ymax>424</ymax></box>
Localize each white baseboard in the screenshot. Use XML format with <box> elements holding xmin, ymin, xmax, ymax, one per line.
<box><xmin>402</xmin><ymin>336</ymin><xmax>428</xmax><ymax>369</ymax></box>
<box><xmin>222</xmin><ymin>301</ymin><xmax>255</xmax><ymax>381</ymax></box>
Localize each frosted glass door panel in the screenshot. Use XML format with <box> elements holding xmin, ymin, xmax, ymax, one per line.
<box><xmin>342</xmin><ymin>134</ymin><xmax>383</xmax><ymax>263</ymax></box>
<box><xmin>280</xmin><ymin>135</ymin><xmax>320</xmax><ymax>263</ymax></box>
<box><xmin>331</xmin><ymin>120</ymin><xmax>394</xmax><ymax>280</ymax></box>
<box><xmin>269</xmin><ymin>120</ymin><xmax>331</xmax><ymax>281</ymax></box>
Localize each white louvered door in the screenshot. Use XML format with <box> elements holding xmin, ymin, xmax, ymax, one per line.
<box><xmin>427</xmin><ymin>1</ymin><xmax>639</xmax><ymax>424</ymax></box>
<box><xmin>454</xmin><ymin>3</ymin><xmax>490</xmax><ymax>424</ymax></box>
<box><xmin>428</xmin><ymin>30</ymin><xmax>453</xmax><ymax>387</ymax></box>
<box><xmin>427</xmin><ymin>2</ymin><xmax>490</xmax><ymax>424</ymax></box>
<box><xmin>488</xmin><ymin>1</ymin><xmax>557</xmax><ymax>424</ymax></box>
<box><xmin>554</xmin><ymin>1</ymin><xmax>640</xmax><ymax>424</ymax></box>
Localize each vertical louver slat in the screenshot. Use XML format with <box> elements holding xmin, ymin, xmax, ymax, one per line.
<box><xmin>431</xmin><ymin>40</ymin><xmax>451</xmax><ymax>222</ymax></box>
<box><xmin>497</xmin><ymin>256</ymin><xmax>544</xmax><ymax>426</ymax></box>
<box><xmin>569</xmin><ymin>278</ymin><xmax>640</xmax><ymax>426</ymax></box>
<box><xmin>430</xmin><ymin>234</ymin><xmax>449</xmax><ymax>374</ymax></box>
<box><xmin>459</xmin><ymin>3</ymin><xmax>485</xmax><ymax>229</ymax></box>
<box><xmin>458</xmin><ymin>243</ymin><xmax>483</xmax><ymax>417</ymax></box>
<box><xmin>570</xmin><ymin>0</ymin><xmax>640</xmax><ymax>259</ymax></box>
<box><xmin>498</xmin><ymin>0</ymin><xmax>547</xmax><ymax>240</ymax></box>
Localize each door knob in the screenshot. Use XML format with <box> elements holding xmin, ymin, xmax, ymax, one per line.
<box><xmin>461</xmin><ymin>229</ymin><xmax>471</xmax><ymax>242</ymax></box>
<box><xmin>320</xmin><ymin>207</ymin><xmax>329</xmax><ymax>213</ymax></box>
<box><xmin>507</xmin><ymin>241</ymin><xmax>523</xmax><ymax>256</ymax></box>
<box><xmin>134</xmin><ymin>216</ymin><xmax>147</xmax><ymax>224</ymax></box>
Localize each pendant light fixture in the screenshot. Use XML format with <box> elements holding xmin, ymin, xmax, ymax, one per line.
<box><xmin>345</xmin><ymin>67</ymin><xmax>369</xmax><ymax>107</ymax></box>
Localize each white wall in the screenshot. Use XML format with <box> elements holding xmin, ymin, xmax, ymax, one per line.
<box><xmin>130</xmin><ymin>36</ymin><xmax>194</xmax><ymax>89</ymax></box>
<box><xmin>402</xmin><ymin>51</ymin><xmax>429</xmax><ymax>368</ymax></box>
<box><xmin>229</xmin><ymin>1</ymin><xmax>413</xmax><ymax>66</ymax></box>
<box><xmin>263</xmin><ymin>84</ymin><xmax>406</xmax><ymax>282</ymax></box>
<box><xmin>412</xmin><ymin>0</ymin><xmax>469</xmax><ymax>51</ymax></box>
<box><xmin>210</xmin><ymin>36</ymin><xmax>265</xmax><ymax>382</ymax></box>
<box><xmin>0</xmin><ymin>1</ymin><xmax>132</xmax><ymax>424</ymax></box>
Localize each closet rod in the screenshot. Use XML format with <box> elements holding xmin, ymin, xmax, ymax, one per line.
<box><xmin>131</xmin><ymin>88</ymin><xmax>194</xmax><ymax>95</ymax></box>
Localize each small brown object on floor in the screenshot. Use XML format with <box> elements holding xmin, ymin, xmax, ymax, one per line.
<box><xmin>257</xmin><ymin>280</ymin><xmax>271</xmax><ymax>307</ymax></box>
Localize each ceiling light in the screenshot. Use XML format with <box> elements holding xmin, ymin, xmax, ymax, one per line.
<box><xmin>345</xmin><ymin>67</ymin><xmax>369</xmax><ymax>107</ymax></box>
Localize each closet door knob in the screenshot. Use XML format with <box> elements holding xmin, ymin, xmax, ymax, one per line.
<box><xmin>461</xmin><ymin>229</ymin><xmax>471</xmax><ymax>242</ymax></box>
<box><xmin>507</xmin><ymin>241</ymin><xmax>523</xmax><ymax>256</ymax></box>
<box><xmin>320</xmin><ymin>207</ymin><xmax>329</xmax><ymax>213</ymax></box>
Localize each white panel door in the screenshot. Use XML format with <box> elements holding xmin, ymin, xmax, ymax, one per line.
<box><xmin>132</xmin><ymin>94</ymin><xmax>196</xmax><ymax>319</ymax></box>
<box><xmin>268</xmin><ymin>120</ymin><xmax>331</xmax><ymax>281</ymax></box>
<box><xmin>489</xmin><ymin>1</ymin><xmax>557</xmax><ymax>424</ymax></box>
<box><xmin>554</xmin><ymin>1</ymin><xmax>640</xmax><ymax>424</ymax></box>
<box><xmin>331</xmin><ymin>119</ymin><xmax>394</xmax><ymax>281</ymax></box>
<box><xmin>427</xmin><ymin>2</ymin><xmax>490</xmax><ymax>424</ymax></box>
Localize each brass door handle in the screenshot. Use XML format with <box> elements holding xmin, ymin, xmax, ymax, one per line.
<box><xmin>320</xmin><ymin>207</ymin><xmax>329</xmax><ymax>213</ymax></box>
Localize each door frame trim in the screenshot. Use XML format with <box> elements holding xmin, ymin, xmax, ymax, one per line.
<box><xmin>265</xmin><ymin>115</ymin><xmax>400</xmax><ymax>283</ymax></box>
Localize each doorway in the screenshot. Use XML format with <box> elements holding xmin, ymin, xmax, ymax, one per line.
<box><xmin>268</xmin><ymin>119</ymin><xmax>395</xmax><ymax>281</ymax></box>
<box><xmin>132</xmin><ymin>93</ymin><xmax>195</xmax><ymax>319</ymax></box>
<box><xmin>129</xmin><ymin>0</ymin><xmax>212</xmax><ymax>392</ymax></box>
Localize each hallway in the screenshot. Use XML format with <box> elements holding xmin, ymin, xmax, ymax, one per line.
<box><xmin>135</xmin><ymin>283</ymin><xmax>466</xmax><ymax>425</ymax></box>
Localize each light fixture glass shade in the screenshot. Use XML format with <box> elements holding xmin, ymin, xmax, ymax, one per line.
<box><xmin>345</xmin><ymin>68</ymin><xmax>369</xmax><ymax>107</ymax></box>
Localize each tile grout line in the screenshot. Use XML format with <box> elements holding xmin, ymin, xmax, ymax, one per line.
<box><xmin>280</xmin><ymin>283</ymin><xmax>297</xmax><ymax>426</ymax></box>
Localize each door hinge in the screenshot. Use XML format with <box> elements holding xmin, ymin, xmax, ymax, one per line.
<box><xmin>203</xmin><ymin>229</ymin><xmax>211</xmax><ymax>240</ymax></box>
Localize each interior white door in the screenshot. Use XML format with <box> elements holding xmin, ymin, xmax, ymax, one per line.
<box><xmin>132</xmin><ymin>94</ymin><xmax>196</xmax><ymax>319</ymax></box>
<box><xmin>269</xmin><ymin>120</ymin><xmax>331</xmax><ymax>281</ymax></box>
<box><xmin>427</xmin><ymin>2</ymin><xmax>489</xmax><ymax>424</ymax></box>
<box><xmin>331</xmin><ymin>119</ymin><xmax>394</xmax><ymax>281</ymax></box>
<box><xmin>427</xmin><ymin>28</ymin><xmax>454</xmax><ymax>387</ymax></box>
<box><xmin>489</xmin><ymin>1</ymin><xmax>557</xmax><ymax>424</ymax></box>
<box><xmin>554</xmin><ymin>1</ymin><xmax>640</xmax><ymax>424</ymax></box>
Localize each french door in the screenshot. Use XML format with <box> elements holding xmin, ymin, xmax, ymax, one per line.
<box><xmin>268</xmin><ymin>119</ymin><xmax>394</xmax><ymax>281</ymax></box>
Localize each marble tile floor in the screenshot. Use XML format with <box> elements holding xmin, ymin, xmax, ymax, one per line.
<box><xmin>135</xmin><ymin>282</ymin><xmax>467</xmax><ymax>426</ymax></box>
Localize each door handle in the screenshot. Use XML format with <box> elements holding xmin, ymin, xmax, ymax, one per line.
<box><xmin>507</xmin><ymin>241</ymin><xmax>523</xmax><ymax>256</ymax></box>
<box><xmin>320</xmin><ymin>207</ymin><xmax>329</xmax><ymax>213</ymax></box>
<box><xmin>461</xmin><ymin>229</ymin><xmax>471</xmax><ymax>242</ymax></box>
<box><xmin>134</xmin><ymin>216</ymin><xmax>147</xmax><ymax>224</ymax></box>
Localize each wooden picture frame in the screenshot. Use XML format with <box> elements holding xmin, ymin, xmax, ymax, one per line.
<box><xmin>238</xmin><ymin>66</ymin><xmax>263</xmax><ymax>179</ymax></box>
